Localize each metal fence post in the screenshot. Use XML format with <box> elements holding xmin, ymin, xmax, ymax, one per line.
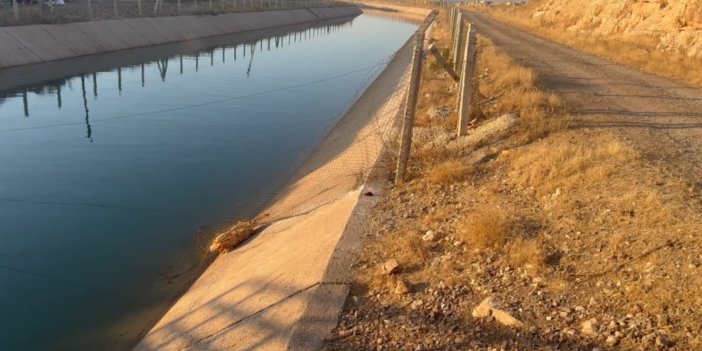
<box><xmin>457</xmin><ymin>24</ymin><xmax>477</xmax><ymax>137</ymax></box>
<box><xmin>395</xmin><ymin>11</ymin><xmax>437</xmax><ymax>185</ymax></box>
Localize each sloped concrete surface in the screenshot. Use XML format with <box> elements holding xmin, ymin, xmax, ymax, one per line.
<box><xmin>0</xmin><ymin>6</ymin><xmax>361</xmax><ymax>69</ymax></box>
<box><xmin>0</xmin><ymin>28</ymin><xmax>42</xmax><ymax>67</ymax></box>
<box><xmin>135</xmin><ymin>189</ymin><xmax>362</xmax><ymax>351</ymax></box>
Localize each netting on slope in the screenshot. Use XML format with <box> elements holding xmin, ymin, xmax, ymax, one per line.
<box><xmin>207</xmin><ymin>46</ymin><xmax>413</xmax><ymax>254</ymax></box>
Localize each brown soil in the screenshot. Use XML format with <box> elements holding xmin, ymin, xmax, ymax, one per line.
<box><xmin>322</xmin><ymin>7</ymin><xmax>702</xmax><ymax>351</ymax></box>
<box><xmin>461</xmin><ymin>10</ymin><xmax>702</xmax><ymax>209</ymax></box>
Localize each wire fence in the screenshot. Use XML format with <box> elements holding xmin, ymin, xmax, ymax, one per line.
<box><xmin>259</xmin><ymin>55</ymin><xmax>410</xmax><ymax>224</ymax></box>
<box><xmin>0</xmin><ymin>0</ymin><xmax>344</xmax><ymax>26</ymax></box>
<box><xmin>208</xmin><ymin>12</ymin><xmax>429</xmax><ymax>252</ymax></box>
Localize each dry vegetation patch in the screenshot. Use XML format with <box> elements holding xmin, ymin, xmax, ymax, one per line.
<box><xmin>425</xmin><ymin>159</ymin><xmax>471</xmax><ymax>184</ymax></box>
<box><xmin>457</xmin><ymin>207</ymin><xmax>507</xmax><ymax>249</ymax></box>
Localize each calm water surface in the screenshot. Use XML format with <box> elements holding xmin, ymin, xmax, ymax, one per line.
<box><xmin>0</xmin><ymin>13</ymin><xmax>417</xmax><ymax>350</ymax></box>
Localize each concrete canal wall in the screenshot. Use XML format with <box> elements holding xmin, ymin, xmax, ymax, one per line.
<box><xmin>0</xmin><ymin>6</ymin><xmax>361</xmax><ymax>69</ymax></box>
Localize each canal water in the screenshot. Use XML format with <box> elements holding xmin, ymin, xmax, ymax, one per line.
<box><xmin>0</xmin><ymin>12</ymin><xmax>417</xmax><ymax>350</ymax></box>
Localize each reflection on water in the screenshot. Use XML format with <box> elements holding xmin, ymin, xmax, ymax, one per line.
<box><xmin>0</xmin><ymin>20</ymin><xmax>353</xmax><ymax>141</ymax></box>
<box><xmin>0</xmin><ymin>13</ymin><xmax>418</xmax><ymax>351</ymax></box>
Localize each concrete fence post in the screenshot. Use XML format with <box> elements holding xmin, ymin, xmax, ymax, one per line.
<box><xmin>450</xmin><ymin>7</ymin><xmax>456</xmax><ymax>41</ymax></box>
<box><xmin>395</xmin><ymin>10</ymin><xmax>437</xmax><ymax>185</ymax></box>
<box><xmin>113</xmin><ymin>0</ymin><xmax>118</xmax><ymax>17</ymax></box>
<box><xmin>428</xmin><ymin>44</ymin><xmax>459</xmax><ymax>82</ymax></box>
<box><xmin>87</xmin><ymin>0</ymin><xmax>93</xmax><ymax>18</ymax></box>
<box><xmin>457</xmin><ymin>24</ymin><xmax>477</xmax><ymax>137</ymax></box>
<box><xmin>137</xmin><ymin>0</ymin><xmax>142</xmax><ymax>15</ymax></box>
<box><xmin>12</xmin><ymin>0</ymin><xmax>19</xmax><ymax>21</ymax></box>
<box><xmin>453</xmin><ymin>14</ymin><xmax>466</xmax><ymax>72</ymax></box>
<box><xmin>451</xmin><ymin>12</ymin><xmax>462</xmax><ymax>65</ymax></box>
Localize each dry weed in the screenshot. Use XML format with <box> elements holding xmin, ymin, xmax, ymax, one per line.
<box><xmin>507</xmin><ymin>133</ymin><xmax>638</xmax><ymax>196</ymax></box>
<box><xmin>422</xmin><ymin>205</ymin><xmax>455</xmax><ymax>228</ymax></box>
<box><xmin>425</xmin><ymin>159</ymin><xmax>471</xmax><ymax>184</ymax></box>
<box><xmin>457</xmin><ymin>207</ymin><xmax>508</xmax><ymax>249</ymax></box>
<box><xmin>475</xmin><ymin>37</ymin><xmax>567</xmax><ymax>143</ymax></box>
<box><xmin>506</xmin><ymin>238</ymin><xmax>547</xmax><ymax>271</ymax></box>
<box><xmin>375</xmin><ymin>230</ymin><xmax>429</xmax><ymax>269</ymax></box>
<box><xmin>364</xmin><ymin>230</ymin><xmax>430</xmax><ymax>292</ymax></box>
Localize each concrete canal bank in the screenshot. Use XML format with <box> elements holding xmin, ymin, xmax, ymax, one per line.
<box><xmin>135</xmin><ymin>5</ymin><xmax>431</xmax><ymax>350</ymax></box>
<box><xmin>0</xmin><ymin>6</ymin><xmax>361</xmax><ymax>69</ymax></box>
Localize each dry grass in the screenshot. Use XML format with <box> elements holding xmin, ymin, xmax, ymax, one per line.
<box><xmin>506</xmin><ymin>133</ymin><xmax>639</xmax><ymax>196</ymax></box>
<box><xmin>475</xmin><ymin>37</ymin><xmax>568</xmax><ymax>143</ymax></box>
<box><xmin>421</xmin><ymin>205</ymin><xmax>453</xmax><ymax>227</ymax></box>
<box><xmin>375</xmin><ymin>230</ymin><xmax>429</xmax><ymax>270</ymax></box>
<box><xmin>424</xmin><ymin>159</ymin><xmax>471</xmax><ymax>184</ymax></box>
<box><xmin>481</xmin><ymin>3</ymin><xmax>702</xmax><ymax>88</ymax></box>
<box><xmin>364</xmin><ymin>230</ymin><xmax>430</xmax><ymax>292</ymax></box>
<box><xmin>457</xmin><ymin>207</ymin><xmax>508</xmax><ymax>249</ymax></box>
<box><xmin>506</xmin><ymin>238</ymin><xmax>547</xmax><ymax>271</ymax></box>
<box><xmin>346</xmin><ymin>8</ymin><xmax>702</xmax><ymax>348</ymax></box>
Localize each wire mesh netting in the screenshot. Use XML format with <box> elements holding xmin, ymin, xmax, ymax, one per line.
<box><xmin>262</xmin><ymin>61</ymin><xmax>410</xmax><ymax>222</ymax></box>
<box><xmin>204</xmin><ymin>40</ymin><xmax>416</xmax><ymax>257</ymax></box>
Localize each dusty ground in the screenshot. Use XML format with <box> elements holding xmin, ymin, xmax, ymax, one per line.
<box><xmin>323</xmin><ymin>7</ymin><xmax>702</xmax><ymax>351</ymax></box>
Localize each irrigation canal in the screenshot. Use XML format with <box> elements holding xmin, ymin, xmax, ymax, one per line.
<box><xmin>0</xmin><ymin>12</ymin><xmax>418</xmax><ymax>350</ymax></box>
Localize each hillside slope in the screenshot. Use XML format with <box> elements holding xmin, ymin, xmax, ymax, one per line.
<box><xmin>530</xmin><ymin>0</ymin><xmax>702</xmax><ymax>58</ymax></box>
<box><xmin>478</xmin><ymin>0</ymin><xmax>702</xmax><ymax>87</ymax></box>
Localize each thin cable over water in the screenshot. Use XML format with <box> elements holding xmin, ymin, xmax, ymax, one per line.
<box><xmin>0</xmin><ymin>57</ymin><xmax>394</xmax><ymax>134</ymax></box>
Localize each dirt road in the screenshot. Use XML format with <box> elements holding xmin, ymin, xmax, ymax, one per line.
<box><xmin>463</xmin><ymin>10</ymin><xmax>702</xmax><ymax>195</ymax></box>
